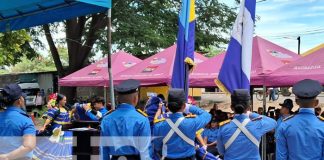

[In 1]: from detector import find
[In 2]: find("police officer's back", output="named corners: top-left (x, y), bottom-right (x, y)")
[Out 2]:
top-left (153, 89), bottom-right (211, 159)
top-left (0, 84), bottom-right (36, 160)
top-left (217, 89), bottom-right (276, 160)
top-left (276, 79), bottom-right (324, 160)
top-left (100, 79), bottom-right (151, 160)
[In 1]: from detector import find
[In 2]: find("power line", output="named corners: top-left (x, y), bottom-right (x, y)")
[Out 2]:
top-left (258, 27), bottom-right (324, 39)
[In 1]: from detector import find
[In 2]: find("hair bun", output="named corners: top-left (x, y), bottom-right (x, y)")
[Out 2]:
top-left (234, 104), bottom-right (245, 114)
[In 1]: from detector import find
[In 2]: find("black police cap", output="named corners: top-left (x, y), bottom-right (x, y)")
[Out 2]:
top-left (231, 89), bottom-right (250, 102)
top-left (115, 79), bottom-right (140, 95)
top-left (279, 99), bottom-right (293, 110)
top-left (3, 83), bottom-right (26, 101)
top-left (292, 79), bottom-right (322, 99)
top-left (168, 88), bottom-right (186, 104)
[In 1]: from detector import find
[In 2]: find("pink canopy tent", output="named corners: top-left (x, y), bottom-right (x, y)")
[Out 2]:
top-left (251, 36), bottom-right (300, 85)
top-left (114, 45), bottom-right (208, 86)
top-left (189, 53), bottom-right (225, 87)
top-left (189, 36), bottom-right (300, 87)
top-left (59, 51), bottom-right (142, 87)
top-left (265, 47), bottom-right (324, 86)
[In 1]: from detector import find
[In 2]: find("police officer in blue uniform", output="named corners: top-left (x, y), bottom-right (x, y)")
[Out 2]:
top-left (275, 99), bottom-right (293, 138)
top-left (217, 89), bottom-right (276, 160)
top-left (153, 88), bottom-right (211, 160)
top-left (83, 97), bottom-right (108, 121)
top-left (276, 79), bottom-right (324, 160)
top-left (0, 84), bottom-right (36, 160)
top-left (100, 79), bottom-right (151, 160)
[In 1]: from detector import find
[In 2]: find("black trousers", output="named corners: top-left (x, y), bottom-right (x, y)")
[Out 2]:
top-left (165, 155), bottom-right (196, 160)
top-left (111, 155), bottom-right (140, 160)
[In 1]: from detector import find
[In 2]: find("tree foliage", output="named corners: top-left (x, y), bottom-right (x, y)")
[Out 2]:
top-left (9, 46), bottom-right (68, 73)
top-left (96, 0), bottom-right (236, 57)
top-left (0, 30), bottom-right (37, 66)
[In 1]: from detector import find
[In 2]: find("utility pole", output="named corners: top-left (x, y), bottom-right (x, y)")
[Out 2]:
top-left (297, 36), bottom-right (301, 55)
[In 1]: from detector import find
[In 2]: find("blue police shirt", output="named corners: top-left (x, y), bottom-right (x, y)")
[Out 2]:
top-left (86, 107), bottom-right (108, 121)
top-left (275, 114), bottom-right (290, 139)
top-left (153, 106), bottom-right (211, 159)
top-left (0, 106), bottom-right (36, 158)
top-left (100, 103), bottom-right (151, 160)
top-left (217, 113), bottom-right (276, 160)
top-left (276, 108), bottom-right (324, 160)
top-left (202, 128), bottom-right (218, 143)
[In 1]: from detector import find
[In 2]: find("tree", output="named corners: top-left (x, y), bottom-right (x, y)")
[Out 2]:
top-left (0, 30), bottom-right (37, 66)
top-left (10, 56), bottom-right (56, 73)
top-left (9, 46), bottom-right (68, 73)
top-left (97, 0), bottom-right (236, 57)
top-left (38, 0), bottom-right (237, 100)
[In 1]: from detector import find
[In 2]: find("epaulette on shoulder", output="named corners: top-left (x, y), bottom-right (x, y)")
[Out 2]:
top-left (196, 128), bottom-right (204, 135)
top-left (102, 109), bottom-right (115, 117)
top-left (251, 116), bottom-right (263, 121)
top-left (283, 114), bottom-right (295, 121)
top-left (219, 119), bottom-right (231, 127)
top-left (185, 114), bottom-right (197, 118)
top-left (107, 109), bottom-right (115, 115)
top-left (318, 116), bottom-right (324, 121)
top-left (154, 118), bottom-right (165, 124)
top-left (137, 109), bottom-right (148, 117)
top-left (20, 112), bottom-right (30, 118)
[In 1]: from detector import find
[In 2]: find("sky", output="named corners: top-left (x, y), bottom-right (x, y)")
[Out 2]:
top-left (223, 0), bottom-right (324, 53)
top-left (38, 0), bottom-right (324, 59)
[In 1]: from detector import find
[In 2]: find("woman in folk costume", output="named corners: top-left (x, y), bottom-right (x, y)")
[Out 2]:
top-left (34, 93), bottom-right (74, 160)
top-left (41, 93), bottom-right (57, 120)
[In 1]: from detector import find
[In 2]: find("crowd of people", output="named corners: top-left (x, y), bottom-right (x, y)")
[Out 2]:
top-left (0, 78), bottom-right (323, 160)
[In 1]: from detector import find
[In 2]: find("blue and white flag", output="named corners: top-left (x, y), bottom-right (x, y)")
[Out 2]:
top-left (216, 0), bottom-right (256, 94)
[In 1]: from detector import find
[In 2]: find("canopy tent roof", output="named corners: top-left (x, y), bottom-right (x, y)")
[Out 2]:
top-left (251, 36), bottom-right (300, 85)
top-left (265, 47), bottom-right (324, 86)
top-left (0, 0), bottom-right (111, 32)
top-left (59, 51), bottom-right (141, 87)
top-left (189, 36), bottom-right (300, 87)
top-left (114, 45), bottom-right (208, 86)
top-left (189, 53), bottom-right (225, 87)
top-left (301, 43), bottom-right (324, 57)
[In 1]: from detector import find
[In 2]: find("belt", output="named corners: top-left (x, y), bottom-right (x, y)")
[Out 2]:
top-left (164, 155), bottom-right (195, 160)
top-left (111, 155), bottom-right (140, 160)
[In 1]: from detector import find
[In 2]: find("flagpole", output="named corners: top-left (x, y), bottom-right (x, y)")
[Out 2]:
top-left (184, 64), bottom-right (189, 101)
top-left (107, 8), bottom-right (116, 110)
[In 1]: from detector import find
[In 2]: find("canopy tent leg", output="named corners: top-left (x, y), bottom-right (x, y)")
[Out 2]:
top-left (107, 8), bottom-right (116, 110)
top-left (262, 85), bottom-right (267, 160)
top-left (250, 86), bottom-right (254, 111)
top-left (104, 86), bottom-right (107, 104)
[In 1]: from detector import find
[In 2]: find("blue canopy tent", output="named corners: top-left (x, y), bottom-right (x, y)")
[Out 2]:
top-left (1, 1), bottom-right (114, 159)
top-left (0, 0), bottom-right (116, 108)
top-left (0, 0), bottom-right (110, 32)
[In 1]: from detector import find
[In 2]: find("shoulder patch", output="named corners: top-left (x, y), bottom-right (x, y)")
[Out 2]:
top-left (185, 114), bottom-right (197, 118)
top-left (318, 116), bottom-right (324, 121)
top-left (219, 119), bottom-right (231, 127)
top-left (137, 109), bottom-right (148, 117)
top-left (154, 118), bottom-right (165, 124)
top-left (251, 116), bottom-right (263, 121)
top-left (283, 115), bottom-right (295, 121)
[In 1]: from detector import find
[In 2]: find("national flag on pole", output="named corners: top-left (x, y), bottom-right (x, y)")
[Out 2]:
top-left (216, 0), bottom-right (256, 94)
top-left (171, 0), bottom-right (196, 99)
